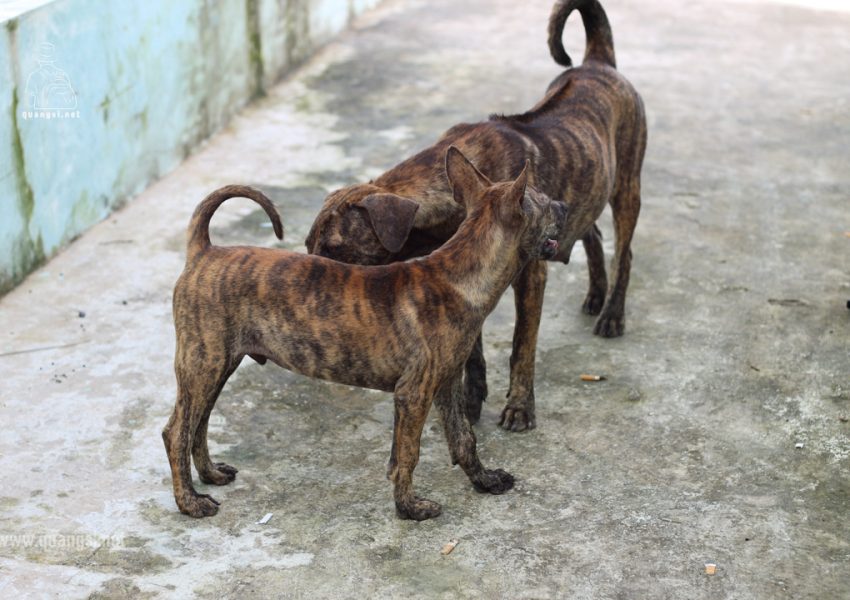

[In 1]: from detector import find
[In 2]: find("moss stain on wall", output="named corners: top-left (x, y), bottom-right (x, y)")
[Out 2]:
top-left (3, 85), bottom-right (45, 295)
top-left (2, 17), bottom-right (44, 294)
top-left (246, 0), bottom-right (265, 100)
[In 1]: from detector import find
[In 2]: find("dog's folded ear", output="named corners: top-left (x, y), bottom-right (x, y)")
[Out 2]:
top-left (356, 194), bottom-right (420, 254)
top-left (445, 146), bottom-right (493, 210)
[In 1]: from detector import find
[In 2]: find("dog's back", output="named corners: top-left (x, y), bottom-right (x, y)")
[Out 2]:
top-left (492, 66), bottom-right (645, 215)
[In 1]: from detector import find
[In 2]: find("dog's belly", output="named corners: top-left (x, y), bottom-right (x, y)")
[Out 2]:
top-left (252, 328), bottom-right (401, 394)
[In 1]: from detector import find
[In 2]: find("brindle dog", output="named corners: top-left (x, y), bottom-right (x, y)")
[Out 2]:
top-left (164, 147), bottom-right (566, 521)
top-left (305, 0), bottom-right (647, 432)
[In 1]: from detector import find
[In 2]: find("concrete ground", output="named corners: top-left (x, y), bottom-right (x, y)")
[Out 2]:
top-left (1, 0), bottom-right (848, 597)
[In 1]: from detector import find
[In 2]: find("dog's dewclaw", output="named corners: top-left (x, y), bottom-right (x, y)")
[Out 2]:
top-left (580, 374), bottom-right (606, 382)
top-left (440, 539), bottom-right (459, 555)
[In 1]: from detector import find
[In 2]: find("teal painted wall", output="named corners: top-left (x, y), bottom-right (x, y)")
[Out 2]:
top-left (0, 0), bottom-right (381, 294)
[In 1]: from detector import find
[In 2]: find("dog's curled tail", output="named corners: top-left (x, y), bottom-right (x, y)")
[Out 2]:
top-left (548, 0), bottom-right (616, 69)
top-left (186, 185), bottom-right (283, 261)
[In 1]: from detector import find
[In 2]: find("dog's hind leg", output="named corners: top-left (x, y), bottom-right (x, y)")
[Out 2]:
top-left (163, 343), bottom-right (239, 517)
top-left (581, 224), bottom-right (608, 316)
top-left (594, 95), bottom-right (647, 337)
top-left (594, 178), bottom-right (641, 337)
top-left (436, 376), bottom-right (514, 494)
top-left (192, 361), bottom-right (241, 486)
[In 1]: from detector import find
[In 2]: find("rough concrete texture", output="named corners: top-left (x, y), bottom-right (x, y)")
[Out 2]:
top-left (0, 0), bottom-right (848, 597)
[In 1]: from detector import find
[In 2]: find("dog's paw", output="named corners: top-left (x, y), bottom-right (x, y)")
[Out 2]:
top-left (178, 492), bottom-right (220, 518)
top-left (594, 313), bottom-right (625, 337)
top-left (471, 468), bottom-right (515, 495)
top-left (396, 496), bottom-right (442, 521)
top-left (499, 405), bottom-right (536, 432)
top-left (582, 290), bottom-right (605, 316)
top-left (199, 462), bottom-right (238, 486)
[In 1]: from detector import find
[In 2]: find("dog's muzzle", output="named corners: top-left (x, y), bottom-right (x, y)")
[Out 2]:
top-left (540, 238), bottom-right (560, 260)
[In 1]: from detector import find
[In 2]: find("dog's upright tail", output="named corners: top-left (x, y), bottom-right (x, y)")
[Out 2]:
top-left (548, 0), bottom-right (616, 69)
top-left (186, 185), bottom-right (283, 262)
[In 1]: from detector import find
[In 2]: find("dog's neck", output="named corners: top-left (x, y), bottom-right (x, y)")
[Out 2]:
top-left (423, 208), bottom-right (526, 315)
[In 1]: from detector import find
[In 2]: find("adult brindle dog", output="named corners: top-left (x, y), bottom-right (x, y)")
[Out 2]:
top-left (164, 147), bottom-right (565, 520)
top-left (306, 0), bottom-right (647, 431)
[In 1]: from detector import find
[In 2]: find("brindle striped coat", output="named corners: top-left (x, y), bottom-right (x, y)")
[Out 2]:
top-left (164, 148), bottom-right (566, 520)
top-left (306, 0), bottom-right (647, 431)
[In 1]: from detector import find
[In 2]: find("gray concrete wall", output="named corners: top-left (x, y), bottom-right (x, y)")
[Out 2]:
top-left (0, 0), bottom-right (380, 295)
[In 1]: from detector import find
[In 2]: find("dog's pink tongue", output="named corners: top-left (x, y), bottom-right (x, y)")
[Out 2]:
top-left (545, 239), bottom-right (559, 253)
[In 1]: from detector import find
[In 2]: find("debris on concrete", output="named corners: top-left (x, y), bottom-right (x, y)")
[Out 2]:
top-left (440, 540), bottom-right (459, 556)
top-left (705, 563), bottom-right (717, 575)
top-left (580, 374), bottom-right (606, 382)
top-left (256, 513), bottom-right (273, 525)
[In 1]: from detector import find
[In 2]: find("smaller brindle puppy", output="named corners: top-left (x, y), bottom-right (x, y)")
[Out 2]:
top-left (163, 147), bottom-right (566, 521)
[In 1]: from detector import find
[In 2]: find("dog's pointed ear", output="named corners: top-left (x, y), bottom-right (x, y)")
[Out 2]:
top-left (356, 194), bottom-right (420, 253)
top-left (445, 146), bottom-right (492, 209)
top-left (507, 160), bottom-right (530, 211)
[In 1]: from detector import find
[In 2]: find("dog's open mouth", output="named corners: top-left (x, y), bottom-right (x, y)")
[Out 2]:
top-left (540, 238), bottom-right (559, 259)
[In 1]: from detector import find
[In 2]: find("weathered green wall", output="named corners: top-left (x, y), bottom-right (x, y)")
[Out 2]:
top-left (0, 0), bottom-right (380, 295)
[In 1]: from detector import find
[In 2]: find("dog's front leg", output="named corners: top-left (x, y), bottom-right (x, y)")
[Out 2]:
top-left (388, 384), bottom-right (441, 521)
top-left (499, 259), bottom-right (547, 432)
top-left (437, 376), bottom-right (514, 494)
top-left (462, 334), bottom-right (487, 424)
